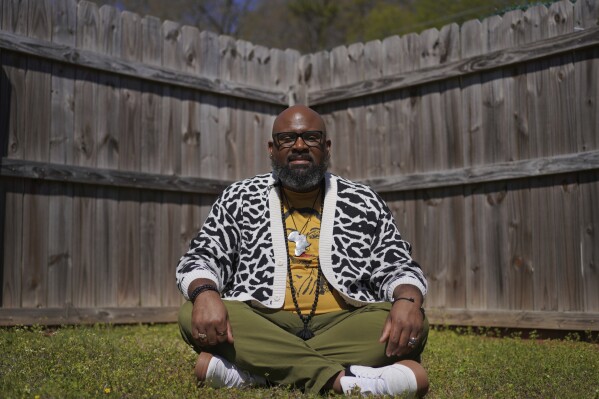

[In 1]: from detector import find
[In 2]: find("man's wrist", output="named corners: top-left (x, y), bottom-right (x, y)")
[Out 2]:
top-left (190, 284), bottom-right (219, 303)
top-left (392, 284), bottom-right (424, 307)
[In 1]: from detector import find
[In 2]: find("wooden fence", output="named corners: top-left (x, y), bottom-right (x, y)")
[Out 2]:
top-left (1, 0), bottom-right (598, 330)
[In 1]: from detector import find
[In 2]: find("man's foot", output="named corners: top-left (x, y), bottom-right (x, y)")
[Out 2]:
top-left (195, 353), bottom-right (266, 388)
top-left (340, 364), bottom-right (418, 397)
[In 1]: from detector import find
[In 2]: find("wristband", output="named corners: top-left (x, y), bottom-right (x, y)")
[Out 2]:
top-left (190, 284), bottom-right (219, 303)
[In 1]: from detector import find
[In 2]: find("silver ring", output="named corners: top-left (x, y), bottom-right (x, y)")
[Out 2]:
top-left (408, 337), bottom-right (418, 346)
top-left (197, 333), bottom-right (207, 340)
top-left (216, 331), bottom-right (227, 336)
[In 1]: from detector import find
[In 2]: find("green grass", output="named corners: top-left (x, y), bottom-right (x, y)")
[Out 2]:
top-left (1, 324), bottom-right (598, 398)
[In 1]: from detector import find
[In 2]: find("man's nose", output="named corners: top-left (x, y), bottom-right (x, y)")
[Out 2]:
top-left (291, 136), bottom-right (309, 151)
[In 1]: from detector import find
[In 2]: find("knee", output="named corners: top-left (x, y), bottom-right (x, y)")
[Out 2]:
top-left (398, 360), bottom-right (429, 397)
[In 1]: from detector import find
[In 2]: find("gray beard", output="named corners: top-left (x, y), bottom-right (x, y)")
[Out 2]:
top-left (271, 157), bottom-right (328, 192)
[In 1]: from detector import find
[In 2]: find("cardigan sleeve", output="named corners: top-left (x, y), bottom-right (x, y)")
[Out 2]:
top-left (175, 195), bottom-right (241, 300)
top-left (368, 197), bottom-right (428, 301)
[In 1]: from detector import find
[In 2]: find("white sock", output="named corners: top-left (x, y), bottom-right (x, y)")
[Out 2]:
top-left (340, 364), bottom-right (418, 397)
top-left (205, 355), bottom-right (266, 388)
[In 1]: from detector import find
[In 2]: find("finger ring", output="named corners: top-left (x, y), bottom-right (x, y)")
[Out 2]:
top-left (408, 337), bottom-right (418, 346)
top-left (216, 331), bottom-right (227, 336)
top-left (197, 333), bottom-right (207, 340)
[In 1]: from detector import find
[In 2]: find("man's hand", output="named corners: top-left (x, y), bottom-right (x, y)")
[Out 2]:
top-left (189, 280), bottom-right (234, 347)
top-left (379, 285), bottom-right (424, 357)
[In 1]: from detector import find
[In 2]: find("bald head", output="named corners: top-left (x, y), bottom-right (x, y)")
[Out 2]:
top-left (268, 105), bottom-right (331, 191)
top-left (272, 105), bottom-right (326, 135)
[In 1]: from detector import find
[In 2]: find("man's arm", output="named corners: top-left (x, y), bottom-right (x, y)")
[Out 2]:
top-left (379, 284), bottom-right (425, 357)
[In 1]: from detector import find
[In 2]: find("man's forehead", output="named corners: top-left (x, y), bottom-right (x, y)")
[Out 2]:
top-left (273, 106), bottom-right (325, 132)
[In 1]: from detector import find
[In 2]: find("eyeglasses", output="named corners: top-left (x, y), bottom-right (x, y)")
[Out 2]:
top-left (272, 131), bottom-right (324, 148)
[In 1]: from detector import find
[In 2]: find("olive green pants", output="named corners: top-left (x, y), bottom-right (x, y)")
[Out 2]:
top-left (178, 300), bottom-right (428, 394)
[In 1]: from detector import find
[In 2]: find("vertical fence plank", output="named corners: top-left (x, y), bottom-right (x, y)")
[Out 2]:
top-left (547, 1), bottom-right (583, 312)
top-left (117, 10), bottom-right (142, 307)
top-left (363, 40), bottom-right (383, 179)
top-left (47, 0), bottom-right (76, 308)
top-left (233, 39), bottom-right (252, 177)
top-left (140, 15), bottom-right (163, 307)
top-left (161, 20), bottom-right (184, 306)
top-left (345, 42), bottom-right (364, 180)
top-left (179, 25), bottom-right (203, 271)
top-left (330, 45), bottom-right (350, 176)
top-left (218, 35), bottom-right (237, 180)
top-left (94, 4), bottom-right (121, 307)
top-left (574, 0), bottom-right (599, 313)
top-left (416, 27), bottom-right (447, 308)
top-left (580, 172), bottom-right (599, 312)
top-left (503, 9), bottom-right (535, 311)
top-left (71, 0), bottom-right (99, 308)
top-left (381, 35), bottom-right (400, 179)
top-left (21, 0), bottom-right (52, 308)
top-left (525, 4), bottom-right (559, 311)
top-left (574, 0), bottom-right (599, 154)
top-left (460, 19), bottom-right (486, 310)
top-left (1, 0), bottom-right (29, 308)
top-left (250, 44), bottom-right (271, 175)
top-left (198, 31), bottom-right (221, 180)
top-left (481, 15), bottom-right (511, 310)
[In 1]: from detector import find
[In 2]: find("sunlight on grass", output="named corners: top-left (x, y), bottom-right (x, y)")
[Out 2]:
top-left (0, 324), bottom-right (598, 398)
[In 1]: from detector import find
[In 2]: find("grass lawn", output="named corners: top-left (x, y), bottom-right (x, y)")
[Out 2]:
top-left (1, 323), bottom-right (598, 398)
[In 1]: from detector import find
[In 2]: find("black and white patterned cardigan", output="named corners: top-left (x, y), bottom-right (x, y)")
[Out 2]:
top-left (176, 172), bottom-right (427, 308)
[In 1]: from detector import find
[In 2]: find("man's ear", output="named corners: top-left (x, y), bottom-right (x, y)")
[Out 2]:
top-left (268, 141), bottom-right (274, 156)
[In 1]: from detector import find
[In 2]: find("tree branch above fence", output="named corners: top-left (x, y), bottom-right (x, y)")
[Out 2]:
top-left (0, 30), bottom-right (288, 106)
top-left (308, 26), bottom-right (599, 106)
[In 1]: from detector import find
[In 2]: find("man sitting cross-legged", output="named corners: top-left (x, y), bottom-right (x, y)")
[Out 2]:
top-left (177, 105), bottom-right (430, 397)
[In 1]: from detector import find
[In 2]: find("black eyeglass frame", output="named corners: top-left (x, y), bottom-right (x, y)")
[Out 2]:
top-left (271, 130), bottom-right (325, 148)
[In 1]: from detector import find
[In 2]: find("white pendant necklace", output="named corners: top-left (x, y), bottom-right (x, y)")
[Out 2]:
top-left (282, 184), bottom-right (323, 257)
top-left (288, 231), bottom-right (310, 256)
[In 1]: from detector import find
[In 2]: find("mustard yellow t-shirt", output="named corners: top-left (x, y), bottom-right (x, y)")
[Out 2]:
top-left (281, 187), bottom-right (347, 314)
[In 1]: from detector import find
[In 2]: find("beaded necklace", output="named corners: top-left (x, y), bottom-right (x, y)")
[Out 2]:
top-left (279, 180), bottom-right (325, 340)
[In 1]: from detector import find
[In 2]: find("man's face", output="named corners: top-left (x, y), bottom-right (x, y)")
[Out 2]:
top-left (268, 107), bottom-right (331, 191)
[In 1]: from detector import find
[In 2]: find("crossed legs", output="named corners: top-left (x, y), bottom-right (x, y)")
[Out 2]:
top-left (178, 300), bottom-right (429, 395)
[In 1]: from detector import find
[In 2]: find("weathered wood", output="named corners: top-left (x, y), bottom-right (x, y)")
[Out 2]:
top-left (426, 308), bottom-right (599, 331)
top-left (0, 30), bottom-right (288, 105)
top-left (71, 0), bottom-right (99, 308)
top-left (47, 0), bottom-right (76, 308)
top-left (503, 8), bottom-right (535, 311)
top-left (360, 150), bottom-right (599, 192)
top-left (0, 178), bottom-right (22, 308)
top-left (526, 5), bottom-right (559, 312)
top-left (140, 14), bottom-right (163, 307)
top-left (94, 4), bottom-right (121, 308)
top-left (1, 0), bottom-right (29, 309)
top-left (308, 25), bottom-right (599, 105)
top-left (2, 0), bottom-right (599, 328)
top-left (579, 172), bottom-right (599, 312)
top-left (0, 306), bottom-right (181, 326)
top-left (0, 158), bottom-right (231, 193)
top-left (461, 19), bottom-right (486, 310)
top-left (548, 1), bottom-right (584, 312)
top-left (21, 0), bottom-right (52, 308)
top-left (178, 25), bottom-right (207, 268)
top-left (116, 11), bottom-right (142, 308)
top-left (160, 19), bottom-right (184, 307)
